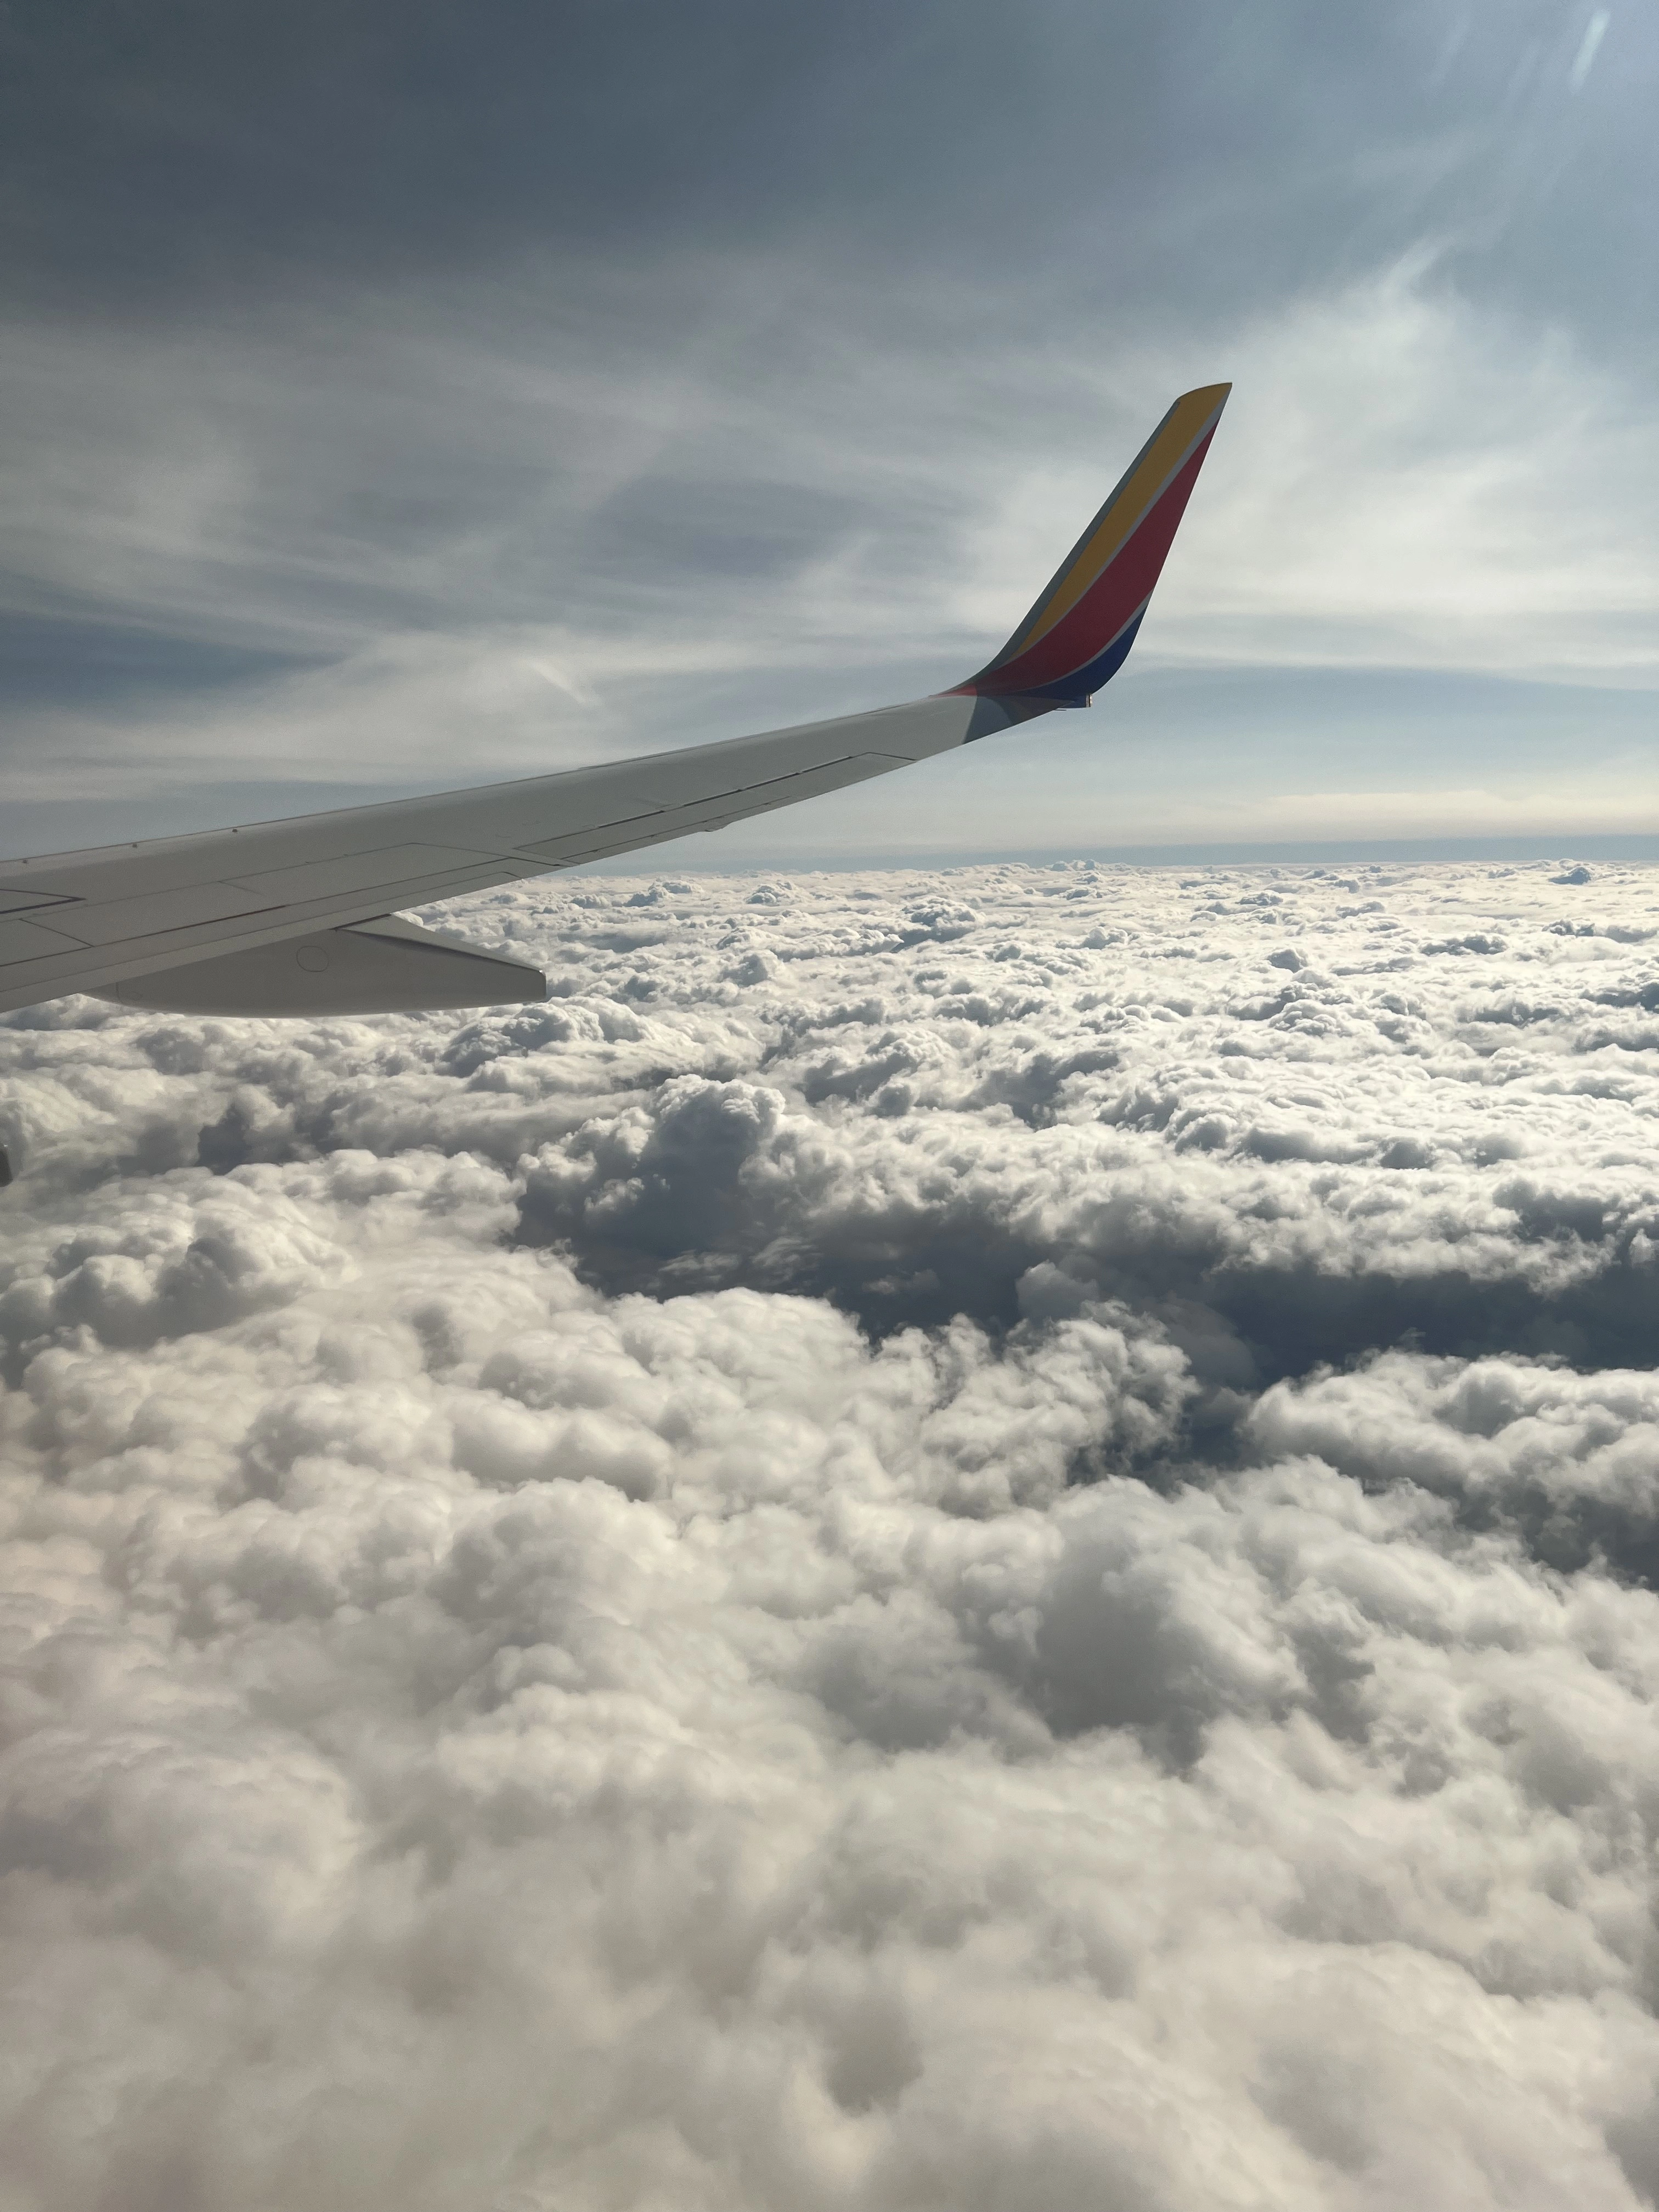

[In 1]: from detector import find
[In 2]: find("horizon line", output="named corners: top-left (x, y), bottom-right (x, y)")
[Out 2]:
top-left (579, 831), bottom-right (1659, 875)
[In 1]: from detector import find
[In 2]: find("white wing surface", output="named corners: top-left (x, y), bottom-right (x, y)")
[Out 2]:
top-left (0, 383), bottom-right (1228, 1018)
top-left (0, 695), bottom-right (997, 1014)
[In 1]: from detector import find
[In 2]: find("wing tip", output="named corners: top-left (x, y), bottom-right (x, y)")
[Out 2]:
top-left (961, 379), bottom-right (1231, 707)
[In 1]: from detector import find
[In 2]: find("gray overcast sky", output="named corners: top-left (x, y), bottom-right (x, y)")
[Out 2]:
top-left (1, 0), bottom-right (1655, 856)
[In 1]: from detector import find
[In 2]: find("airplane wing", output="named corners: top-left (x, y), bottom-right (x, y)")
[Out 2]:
top-left (0, 383), bottom-right (1229, 1019)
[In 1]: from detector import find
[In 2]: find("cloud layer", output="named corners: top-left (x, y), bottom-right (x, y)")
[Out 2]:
top-left (5, 858), bottom-right (1659, 2208)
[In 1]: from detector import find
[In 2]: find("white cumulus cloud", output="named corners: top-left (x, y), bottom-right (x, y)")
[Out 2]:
top-left (5, 857), bottom-right (1659, 2209)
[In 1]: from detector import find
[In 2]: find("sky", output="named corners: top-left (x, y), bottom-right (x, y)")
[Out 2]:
top-left (1, 0), bottom-right (1656, 859)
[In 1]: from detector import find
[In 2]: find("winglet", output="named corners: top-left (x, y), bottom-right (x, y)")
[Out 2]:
top-left (957, 382), bottom-right (1229, 707)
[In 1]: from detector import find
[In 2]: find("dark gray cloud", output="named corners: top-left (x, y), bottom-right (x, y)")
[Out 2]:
top-left (7, 0), bottom-right (1652, 346)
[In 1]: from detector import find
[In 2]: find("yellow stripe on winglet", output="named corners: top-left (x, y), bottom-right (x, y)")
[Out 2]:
top-left (1013, 383), bottom-right (1231, 654)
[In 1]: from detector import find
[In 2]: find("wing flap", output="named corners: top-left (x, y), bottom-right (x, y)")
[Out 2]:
top-left (517, 810), bottom-right (675, 864)
top-left (221, 842), bottom-right (498, 905)
top-left (40, 881), bottom-right (284, 947)
top-left (92, 913), bottom-right (546, 1017)
top-left (0, 915), bottom-right (87, 961)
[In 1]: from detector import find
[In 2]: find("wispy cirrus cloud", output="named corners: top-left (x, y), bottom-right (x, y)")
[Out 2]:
top-left (2, 253), bottom-right (1655, 856)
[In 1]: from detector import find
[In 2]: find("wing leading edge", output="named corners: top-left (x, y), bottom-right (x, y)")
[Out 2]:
top-left (0, 384), bottom-right (1228, 1018)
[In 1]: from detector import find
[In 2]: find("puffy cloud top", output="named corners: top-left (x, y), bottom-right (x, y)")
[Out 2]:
top-left (4, 857), bottom-right (1659, 2209)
